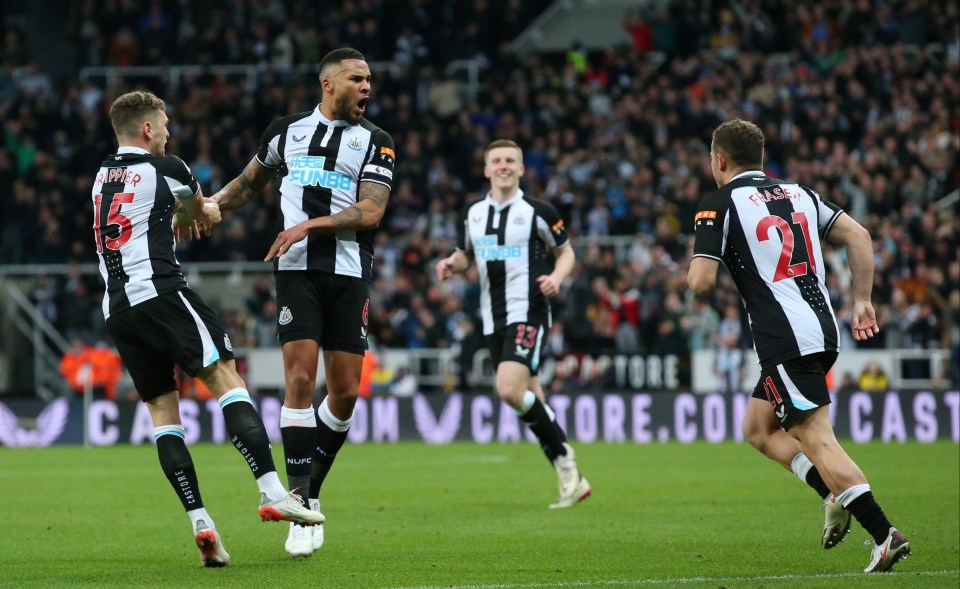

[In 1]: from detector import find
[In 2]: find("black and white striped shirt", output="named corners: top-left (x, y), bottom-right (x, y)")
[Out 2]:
top-left (457, 190), bottom-right (569, 335)
top-left (256, 106), bottom-right (395, 282)
top-left (692, 171), bottom-right (843, 366)
top-left (92, 147), bottom-right (198, 319)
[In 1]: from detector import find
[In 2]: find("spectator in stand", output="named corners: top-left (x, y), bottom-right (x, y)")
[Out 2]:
top-left (58, 337), bottom-right (123, 399)
top-left (685, 296), bottom-right (720, 351)
top-left (714, 332), bottom-right (744, 395)
top-left (60, 338), bottom-right (94, 395)
top-left (858, 361), bottom-right (888, 393)
top-left (588, 276), bottom-right (618, 352)
top-left (252, 299), bottom-right (279, 348)
top-left (613, 271), bottom-right (641, 353)
top-left (836, 372), bottom-right (858, 395)
top-left (623, 8), bottom-right (653, 54)
top-left (717, 303), bottom-right (744, 349)
top-left (86, 341), bottom-right (122, 400)
top-left (657, 291), bottom-right (689, 358)
top-left (358, 347), bottom-right (379, 398)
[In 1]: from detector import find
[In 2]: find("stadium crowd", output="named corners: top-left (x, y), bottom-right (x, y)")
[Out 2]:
top-left (1, 0), bottom-right (957, 388)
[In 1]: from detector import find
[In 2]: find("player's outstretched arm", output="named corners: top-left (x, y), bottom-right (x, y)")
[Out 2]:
top-left (826, 213), bottom-right (879, 341)
top-left (211, 158), bottom-right (276, 211)
top-left (435, 251), bottom-right (472, 281)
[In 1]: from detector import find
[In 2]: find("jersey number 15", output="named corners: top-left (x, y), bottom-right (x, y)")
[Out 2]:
top-left (93, 192), bottom-right (134, 253)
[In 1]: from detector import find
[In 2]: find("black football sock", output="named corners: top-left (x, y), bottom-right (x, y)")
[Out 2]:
top-left (517, 391), bottom-right (566, 463)
top-left (806, 468), bottom-right (831, 499)
top-left (544, 401), bottom-right (568, 443)
top-left (155, 425), bottom-right (203, 511)
top-left (840, 485), bottom-right (894, 543)
top-left (309, 397), bottom-right (352, 500)
top-left (220, 389), bottom-right (277, 478)
top-left (280, 405), bottom-right (317, 504)
top-left (791, 452), bottom-right (830, 499)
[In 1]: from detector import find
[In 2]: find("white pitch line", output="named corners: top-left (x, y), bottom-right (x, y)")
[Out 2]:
top-left (382, 569), bottom-right (960, 589)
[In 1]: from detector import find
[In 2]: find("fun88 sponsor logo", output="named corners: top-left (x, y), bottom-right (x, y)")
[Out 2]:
top-left (473, 235), bottom-right (522, 260)
top-left (288, 155), bottom-right (353, 190)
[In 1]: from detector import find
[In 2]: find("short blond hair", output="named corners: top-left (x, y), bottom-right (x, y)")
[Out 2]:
top-left (109, 91), bottom-right (165, 139)
top-left (484, 139), bottom-right (523, 163)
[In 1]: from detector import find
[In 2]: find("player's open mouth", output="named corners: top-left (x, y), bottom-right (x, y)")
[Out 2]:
top-left (357, 98), bottom-right (368, 113)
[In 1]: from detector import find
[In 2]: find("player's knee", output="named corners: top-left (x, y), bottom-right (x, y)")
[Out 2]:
top-left (326, 385), bottom-right (359, 404)
top-left (742, 421), bottom-right (768, 452)
top-left (495, 386), bottom-right (524, 408)
top-left (198, 360), bottom-right (245, 393)
top-left (323, 388), bottom-right (359, 421)
top-left (285, 370), bottom-right (316, 398)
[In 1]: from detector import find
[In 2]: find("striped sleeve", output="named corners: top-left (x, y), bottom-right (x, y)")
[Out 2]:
top-left (802, 187), bottom-right (844, 238)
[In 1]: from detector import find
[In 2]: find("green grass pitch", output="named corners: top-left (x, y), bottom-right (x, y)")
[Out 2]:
top-left (1, 441), bottom-right (957, 588)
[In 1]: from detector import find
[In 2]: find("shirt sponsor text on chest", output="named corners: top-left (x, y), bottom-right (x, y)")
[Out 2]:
top-left (288, 155), bottom-right (352, 189)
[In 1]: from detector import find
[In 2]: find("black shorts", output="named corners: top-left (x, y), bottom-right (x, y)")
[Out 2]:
top-left (275, 270), bottom-right (369, 355)
top-left (752, 351), bottom-right (838, 429)
top-left (487, 317), bottom-right (548, 376)
top-left (106, 289), bottom-right (234, 402)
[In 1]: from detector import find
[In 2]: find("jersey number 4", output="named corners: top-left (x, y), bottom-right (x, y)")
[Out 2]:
top-left (757, 212), bottom-right (816, 282)
top-left (93, 192), bottom-right (134, 253)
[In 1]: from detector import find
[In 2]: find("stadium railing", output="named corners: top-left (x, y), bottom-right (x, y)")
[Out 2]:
top-left (1, 281), bottom-right (71, 400)
top-left (77, 59), bottom-right (486, 103)
top-left (79, 62), bottom-right (400, 91)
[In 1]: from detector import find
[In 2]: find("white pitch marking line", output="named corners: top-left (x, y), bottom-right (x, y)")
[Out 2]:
top-left (383, 569), bottom-right (960, 589)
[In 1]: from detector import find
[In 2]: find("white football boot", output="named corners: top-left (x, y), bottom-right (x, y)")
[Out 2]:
top-left (194, 520), bottom-right (230, 567)
top-left (864, 527), bottom-right (911, 573)
top-left (259, 492), bottom-right (326, 526)
top-left (821, 493), bottom-right (852, 549)
top-left (284, 498), bottom-right (325, 558)
top-left (549, 443), bottom-right (592, 509)
top-left (310, 498), bottom-right (325, 551)
top-left (285, 523), bottom-right (314, 558)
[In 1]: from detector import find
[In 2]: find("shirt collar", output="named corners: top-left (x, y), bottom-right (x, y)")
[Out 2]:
top-left (117, 146), bottom-right (150, 155)
top-left (731, 170), bottom-right (765, 181)
top-left (485, 188), bottom-right (524, 210)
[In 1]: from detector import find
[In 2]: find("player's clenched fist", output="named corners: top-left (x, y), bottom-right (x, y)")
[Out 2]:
top-left (435, 257), bottom-right (455, 281)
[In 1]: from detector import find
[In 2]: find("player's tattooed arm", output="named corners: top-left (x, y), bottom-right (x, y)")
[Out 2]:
top-left (264, 182), bottom-right (391, 261)
top-left (211, 158), bottom-right (276, 211)
top-left (328, 182), bottom-right (391, 230)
